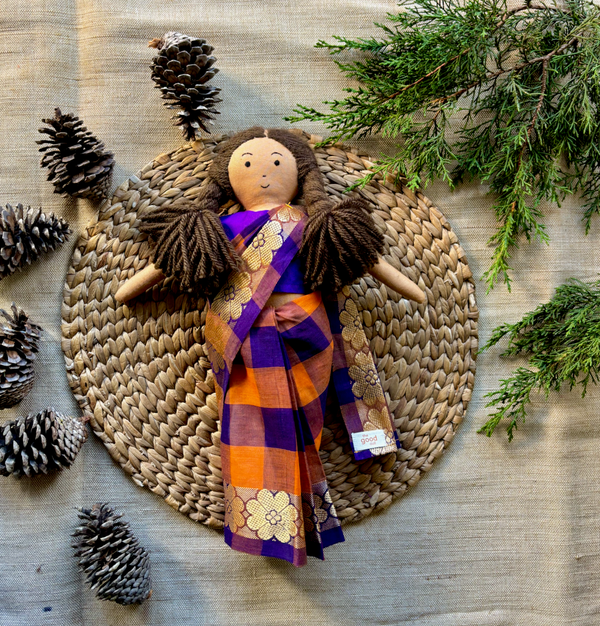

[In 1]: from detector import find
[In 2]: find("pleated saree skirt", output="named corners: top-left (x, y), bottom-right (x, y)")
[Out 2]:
top-left (220, 291), bottom-right (345, 566)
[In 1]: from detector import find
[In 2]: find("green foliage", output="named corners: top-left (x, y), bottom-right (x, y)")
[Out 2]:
top-left (480, 279), bottom-right (600, 440)
top-left (287, 0), bottom-right (600, 291)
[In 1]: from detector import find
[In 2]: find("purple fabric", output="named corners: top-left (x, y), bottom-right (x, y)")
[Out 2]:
top-left (206, 205), bottom-right (399, 565)
top-left (220, 210), bottom-right (308, 293)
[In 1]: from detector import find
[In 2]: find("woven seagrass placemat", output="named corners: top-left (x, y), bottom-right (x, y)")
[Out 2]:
top-left (61, 130), bottom-right (478, 528)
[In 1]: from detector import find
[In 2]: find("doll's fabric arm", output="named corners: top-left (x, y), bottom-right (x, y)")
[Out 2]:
top-left (300, 194), bottom-right (425, 303)
top-left (369, 259), bottom-right (426, 303)
top-left (115, 263), bottom-right (165, 302)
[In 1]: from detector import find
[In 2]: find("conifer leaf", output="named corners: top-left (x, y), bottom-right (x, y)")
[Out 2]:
top-left (480, 278), bottom-right (600, 439)
top-left (288, 0), bottom-right (600, 291)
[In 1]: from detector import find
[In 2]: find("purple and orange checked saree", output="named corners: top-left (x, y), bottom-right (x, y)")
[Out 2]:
top-left (205, 204), bottom-right (400, 566)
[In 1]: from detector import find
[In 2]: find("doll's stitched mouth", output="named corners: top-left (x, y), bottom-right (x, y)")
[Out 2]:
top-left (261, 184), bottom-right (270, 188)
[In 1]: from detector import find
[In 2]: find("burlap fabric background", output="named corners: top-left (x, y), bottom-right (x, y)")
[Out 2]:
top-left (1, 1), bottom-right (599, 624)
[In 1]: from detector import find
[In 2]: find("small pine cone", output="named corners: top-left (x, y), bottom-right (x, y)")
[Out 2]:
top-left (149, 32), bottom-right (221, 141)
top-left (37, 108), bottom-right (115, 201)
top-left (0, 407), bottom-right (87, 477)
top-left (73, 503), bottom-right (152, 605)
top-left (0, 303), bottom-right (42, 409)
top-left (0, 203), bottom-right (71, 280)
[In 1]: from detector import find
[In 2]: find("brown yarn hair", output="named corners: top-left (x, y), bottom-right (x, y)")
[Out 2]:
top-left (140, 127), bottom-right (383, 294)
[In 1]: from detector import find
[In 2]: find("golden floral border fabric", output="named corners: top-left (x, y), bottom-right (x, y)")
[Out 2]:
top-left (337, 287), bottom-right (398, 456)
top-left (211, 205), bottom-right (301, 324)
top-left (224, 482), bottom-right (340, 549)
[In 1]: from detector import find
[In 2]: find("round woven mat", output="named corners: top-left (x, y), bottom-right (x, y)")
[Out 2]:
top-left (61, 130), bottom-right (478, 528)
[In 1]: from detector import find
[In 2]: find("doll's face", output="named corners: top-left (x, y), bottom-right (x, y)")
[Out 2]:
top-left (228, 137), bottom-right (298, 211)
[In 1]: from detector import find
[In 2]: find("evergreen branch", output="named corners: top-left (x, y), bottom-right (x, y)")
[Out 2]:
top-left (288, 0), bottom-right (600, 290)
top-left (428, 37), bottom-right (576, 111)
top-left (582, 175), bottom-right (600, 233)
top-left (380, 48), bottom-right (472, 104)
top-left (519, 57), bottom-right (550, 161)
top-left (480, 278), bottom-right (600, 439)
top-left (481, 367), bottom-right (542, 441)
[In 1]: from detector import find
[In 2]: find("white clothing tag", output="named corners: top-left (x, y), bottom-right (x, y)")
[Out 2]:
top-left (352, 429), bottom-right (387, 452)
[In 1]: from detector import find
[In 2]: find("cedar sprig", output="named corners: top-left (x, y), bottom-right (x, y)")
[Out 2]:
top-left (287, 0), bottom-right (600, 292)
top-left (480, 278), bottom-right (600, 440)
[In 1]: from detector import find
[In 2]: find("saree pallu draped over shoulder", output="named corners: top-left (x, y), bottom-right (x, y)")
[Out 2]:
top-left (204, 204), bottom-right (400, 566)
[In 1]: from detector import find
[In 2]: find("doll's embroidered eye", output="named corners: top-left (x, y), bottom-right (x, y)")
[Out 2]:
top-left (274, 160), bottom-right (280, 166)
top-left (245, 161), bottom-right (251, 168)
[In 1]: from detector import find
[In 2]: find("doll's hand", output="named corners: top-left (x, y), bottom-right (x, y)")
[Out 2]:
top-left (115, 263), bottom-right (165, 302)
top-left (369, 259), bottom-right (425, 303)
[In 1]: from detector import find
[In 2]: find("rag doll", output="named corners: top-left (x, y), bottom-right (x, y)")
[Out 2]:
top-left (115, 127), bottom-right (425, 566)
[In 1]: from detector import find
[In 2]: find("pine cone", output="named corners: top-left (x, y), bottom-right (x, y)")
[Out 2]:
top-left (73, 503), bottom-right (152, 605)
top-left (37, 108), bottom-right (115, 201)
top-left (0, 203), bottom-right (71, 280)
top-left (149, 32), bottom-right (221, 141)
top-left (0, 407), bottom-right (86, 477)
top-left (0, 303), bottom-right (42, 408)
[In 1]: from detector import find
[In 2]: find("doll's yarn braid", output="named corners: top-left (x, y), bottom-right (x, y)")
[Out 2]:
top-left (300, 194), bottom-right (383, 292)
top-left (139, 199), bottom-right (242, 295)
